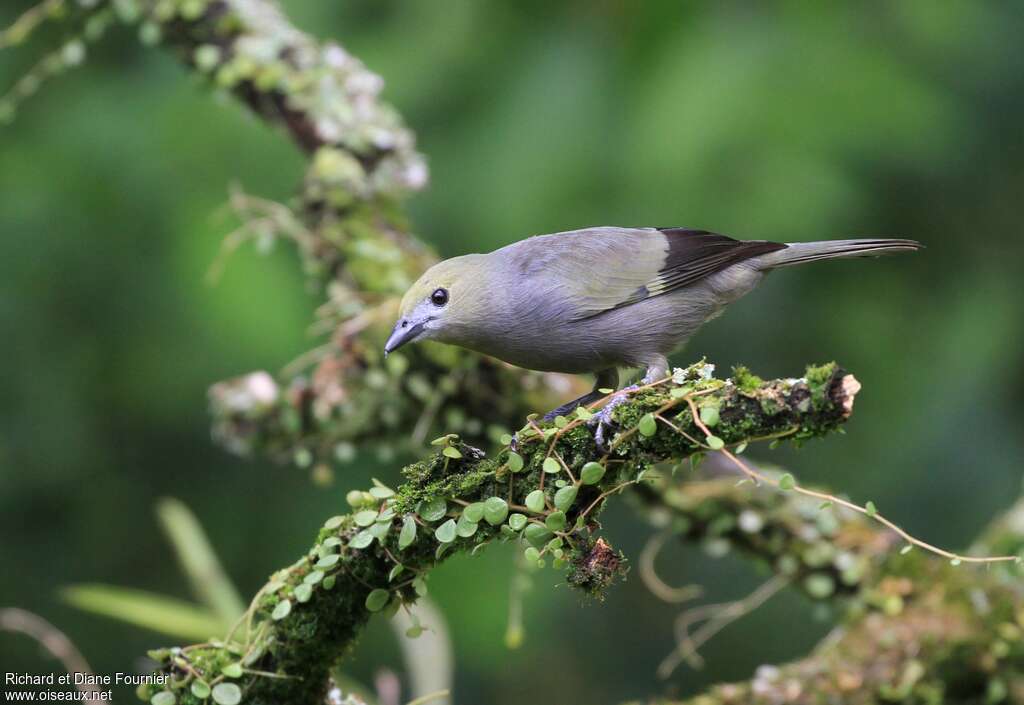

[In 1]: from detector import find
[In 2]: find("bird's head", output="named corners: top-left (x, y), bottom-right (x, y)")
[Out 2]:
top-left (384, 254), bottom-right (489, 356)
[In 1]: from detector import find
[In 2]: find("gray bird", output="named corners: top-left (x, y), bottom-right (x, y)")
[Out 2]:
top-left (385, 227), bottom-right (920, 420)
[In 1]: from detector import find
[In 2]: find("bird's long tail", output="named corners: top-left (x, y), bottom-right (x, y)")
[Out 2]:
top-left (759, 238), bottom-right (922, 269)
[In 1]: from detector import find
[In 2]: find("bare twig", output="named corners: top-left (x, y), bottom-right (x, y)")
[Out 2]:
top-left (0, 608), bottom-right (106, 701)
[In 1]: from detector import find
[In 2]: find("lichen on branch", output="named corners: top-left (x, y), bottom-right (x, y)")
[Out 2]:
top-left (651, 548), bottom-right (1024, 705)
top-left (141, 362), bottom-right (858, 705)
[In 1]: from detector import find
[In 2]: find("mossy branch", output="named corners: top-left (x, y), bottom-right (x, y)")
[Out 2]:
top-left (0, 0), bottom-right (559, 463)
top-left (628, 455), bottom-right (1024, 704)
top-left (644, 552), bottom-right (1024, 705)
top-left (140, 363), bottom-right (858, 705)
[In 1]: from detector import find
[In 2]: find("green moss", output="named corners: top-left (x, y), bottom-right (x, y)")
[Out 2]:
top-left (805, 360), bottom-right (838, 390)
top-left (731, 365), bottom-right (763, 394)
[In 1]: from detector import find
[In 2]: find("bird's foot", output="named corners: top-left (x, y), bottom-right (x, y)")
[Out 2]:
top-left (588, 384), bottom-right (638, 452)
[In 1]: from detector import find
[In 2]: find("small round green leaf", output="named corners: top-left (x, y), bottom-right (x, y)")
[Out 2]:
top-left (507, 451), bottom-right (524, 473)
top-left (525, 490), bottom-right (546, 512)
top-left (317, 553), bottom-right (341, 568)
top-left (778, 473), bottom-right (795, 491)
top-left (524, 489), bottom-right (548, 512)
top-left (442, 446), bottom-right (462, 459)
top-left (354, 510), bottom-right (378, 527)
top-left (483, 497), bottom-right (509, 525)
top-left (545, 511), bottom-right (567, 532)
top-left (369, 485), bottom-right (395, 499)
top-left (348, 531), bottom-right (374, 550)
top-left (324, 515), bottom-right (344, 529)
top-left (524, 547), bottom-right (540, 562)
top-left (699, 405), bottom-right (720, 427)
top-left (456, 515), bottom-right (479, 538)
top-left (706, 435), bottom-right (725, 450)
top-left (211, 683), bottom-right (241, 705)
top-left (524, 523), bottom-right (553, 547)
top-left (398, 516), bottom-right (417, 550)
top-left (434, 518), bottom-right (457, 543)
top-left (542, 457), bottom-right (561, 474)
top-left (508, 513), bottom-right (528, 531)
top-left (271, 599), bottom-right (291, 621)
top-left (553, 485), bottom-right (577, 511)
top-left (221, 662), bottom-right (243, 678)
top-left (388, 564), bottom-right (405, 582)
top-left (365, 588), bottom-right (390, 612)
top-left (190, 681), bottom-right (211, 699)
top-left (151, 692), bottom-right (176, 705)
top-left (369, 521), bottom-right (391, 540)
top-left (865, 501), bottom-right (878, 517)
top-left (463, 502), bottom-right (485, 523)
top-left (294, 583), bottom-right (313, 603)
top-left (580, 462), bottom-right (605, 485)
top-left (418, 497), bottom-right (448, 522)
top-left (638, 413), bottom-right (657, 437)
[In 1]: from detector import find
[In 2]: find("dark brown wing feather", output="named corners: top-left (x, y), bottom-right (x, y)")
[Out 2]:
top-left (634, 228), bottom-right (788, 300)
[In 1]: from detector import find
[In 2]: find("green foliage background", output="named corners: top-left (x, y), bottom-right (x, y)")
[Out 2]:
top-left (2, 1), bottom-right (1024, 702)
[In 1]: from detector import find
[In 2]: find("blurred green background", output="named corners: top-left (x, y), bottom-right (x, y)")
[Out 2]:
top-left (2, 1), bottom-right (1024, 703)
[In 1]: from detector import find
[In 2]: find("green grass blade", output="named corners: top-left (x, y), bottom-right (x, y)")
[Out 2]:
top-left (61, 584), bottom-right (223, 641)
top-left (156, 497), bottom-right (245, 623)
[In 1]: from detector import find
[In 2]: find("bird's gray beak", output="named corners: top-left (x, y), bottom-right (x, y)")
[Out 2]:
top-left (384, 318), bottom-right (426, 356)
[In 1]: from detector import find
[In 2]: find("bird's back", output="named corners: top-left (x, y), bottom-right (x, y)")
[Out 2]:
top-left (481, 227), bottom-right (763, 373)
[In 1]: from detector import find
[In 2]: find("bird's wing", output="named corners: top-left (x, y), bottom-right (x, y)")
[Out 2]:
top-left (506, 227), bottom-right (787, 321)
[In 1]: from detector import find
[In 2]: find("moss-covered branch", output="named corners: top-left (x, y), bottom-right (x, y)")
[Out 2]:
top-left (140, 363), bottom-right (857, 705)
top-left (631, 471), bottom-right (889, 604)
top-left (628, 464), bottom-right (1024, 704)
top-left (147, 0), bottom-right (564, 461)
top-left (643, 554), bottom-right (1024, 704)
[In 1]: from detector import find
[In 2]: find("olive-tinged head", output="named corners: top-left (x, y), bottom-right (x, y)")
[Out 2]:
top-left (384, 255), bottom-right (485, 355)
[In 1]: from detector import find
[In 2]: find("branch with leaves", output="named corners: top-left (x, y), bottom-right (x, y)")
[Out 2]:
top-left (626, 453), bottom-right (1024, 703)
top-left (2, 0), bottom-right (559, 467)
top-left (139, 362), bottom-right (858, 705)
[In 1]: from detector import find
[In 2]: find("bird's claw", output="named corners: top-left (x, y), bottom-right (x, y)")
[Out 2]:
top-left (587, 385), bottom-right (637, 453)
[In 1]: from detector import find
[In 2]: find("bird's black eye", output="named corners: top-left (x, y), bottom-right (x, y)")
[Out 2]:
top-left (430, 288), bottom-right (449, 307)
